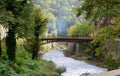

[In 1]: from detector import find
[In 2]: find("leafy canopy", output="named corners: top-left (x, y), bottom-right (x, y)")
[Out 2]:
top-left (77, 0), bottom-right (120, 22)
top-left (92, 25), bottom-right (120, 57)
top-left (67, 22), bottom-right (95, 36)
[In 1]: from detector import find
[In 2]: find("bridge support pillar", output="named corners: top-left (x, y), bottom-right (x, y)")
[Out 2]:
top-left (67, 42), bottom-right (79, 55)
top-left (75, 43), bottom-right (80, 55)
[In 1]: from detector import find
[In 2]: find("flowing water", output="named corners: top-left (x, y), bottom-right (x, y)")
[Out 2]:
top-left (42, 50), bottom-right (107, 76)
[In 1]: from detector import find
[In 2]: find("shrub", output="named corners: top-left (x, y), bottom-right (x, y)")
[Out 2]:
top-left (0, 46), bottom-right (60, 76)
top-left (105, 57), bottom-right (120, 70)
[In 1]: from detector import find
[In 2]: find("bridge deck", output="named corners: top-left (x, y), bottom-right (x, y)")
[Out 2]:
top-left (41, 36), bottom-right (93, 41)
top-left (40, 36), bottom-right (92, 44)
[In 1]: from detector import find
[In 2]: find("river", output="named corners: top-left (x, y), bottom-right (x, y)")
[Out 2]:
top-left (42, 50), bottom-right (107, 76)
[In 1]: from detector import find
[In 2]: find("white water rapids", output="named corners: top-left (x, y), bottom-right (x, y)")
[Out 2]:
top-left (42, 50), bottom-right (107, 76)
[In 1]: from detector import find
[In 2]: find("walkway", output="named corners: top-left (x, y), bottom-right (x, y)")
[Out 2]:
top-left (88, 69), bottom-right (120, 76)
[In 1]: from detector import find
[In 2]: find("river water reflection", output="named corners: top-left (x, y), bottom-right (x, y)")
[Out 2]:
top-left (42, 50), bottom-right (107, 76)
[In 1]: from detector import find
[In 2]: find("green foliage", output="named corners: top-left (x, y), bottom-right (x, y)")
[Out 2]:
top-left (67, 22), bottom-right (95, 36)
top-left (67, 22), bottom-right (94, 55)
top-left (0, 0), bottom-right (34, 61)
top-left (92, 25), bottom-right (119, 58)
top-left (22, 6), bottom-right (48, 59)
top-left (0, 46), bottom-right (60, 76)
top-left (51, 72), bottom-right (60, 76)
top-left (0, 0), bottom-right (33, 28)
top-left (35, 0), bottom-right (81, 36)
top-left (0, 60), bottom-right (17, 76)
top-left (105, 56), bottom-right (120, 70)
top-left (32, 7), bottom-right (48, 37)
top-left (24, 6), bottom-right (48, 40)
top-left (32, 7), bottom-right (47, 59)
top-left (77, 0), bottom-right (120, 21)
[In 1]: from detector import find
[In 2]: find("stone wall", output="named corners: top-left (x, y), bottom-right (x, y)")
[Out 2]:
top-left (105, 39), bottom-right (120, 58)
top-left (113, 39), bottom-right (120, 58)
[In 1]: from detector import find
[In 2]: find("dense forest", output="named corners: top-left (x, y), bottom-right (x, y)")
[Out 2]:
top-left (35, 0), bottom-right (82, 36)
top-left (0, 0), bottom-right (120, 76)
top-left (0, 0), bottom-right (60, 76)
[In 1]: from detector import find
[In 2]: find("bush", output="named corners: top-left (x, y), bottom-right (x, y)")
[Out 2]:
top-left (0, 60), bottom-right (17, 76)
top-left (0, 46), bottom-right (60, 76)
top-left (105, 57), bottom-right (120, 70)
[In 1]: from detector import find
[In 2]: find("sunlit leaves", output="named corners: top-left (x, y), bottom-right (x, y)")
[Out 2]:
top-left (32, 7), bottom-right (48, 36)
top-left (92, 25), bottom-right (119, 57)
top-left (77, 0), bottom-right (120, 22)
top-left (35, 0), bottom-right (81, 36)
top-left (67, 22), bottom-right (95, 36)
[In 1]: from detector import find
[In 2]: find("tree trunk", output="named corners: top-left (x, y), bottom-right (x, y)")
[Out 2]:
top-left (32, 26), bottom-right (39, 59)
top-left (6, 27), bottom-right (16, 61)
top-left (0, 33), bottom-right (2, 57)
top-left (32, 37), bottom-right (39, 59)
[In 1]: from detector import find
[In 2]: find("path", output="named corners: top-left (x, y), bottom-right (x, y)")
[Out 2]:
top-left (88, 69), bottom-right (120, 76)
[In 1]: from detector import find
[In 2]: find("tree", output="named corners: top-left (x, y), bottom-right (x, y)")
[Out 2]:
top-left (67, 22), bottom-right (95, 36)
top-left (35, 0), bottom-right (81, 36)
top-left (77, 0), bottom-right (120, 27)
top-left (31, 7), bottom-right (47, 59)
top-left (0, 0), bottom-right (33, 61)
top-left (76, 0), bottom-right (120, 61)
